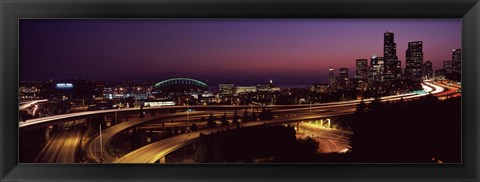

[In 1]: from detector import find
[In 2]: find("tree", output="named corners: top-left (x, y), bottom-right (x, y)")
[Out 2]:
top-left (220, 113), bottom-right (229, 126)
top-left (251, 112), bottom-right (257, 121)
top-left (259, 108), bottom-right (267, 120)
top-left (207, 113), bottom-right (217, 128)
top-left (232, 110), bottom-right (239, 124)
top-left (369, 96), bottom-right (383, 111)
top-left (356, 99), bottom-right (366, 113)
top-left (140, 105), bottom-right (145, 118)
top-left (242, 109), bottom-right (250, 123)
top-left (191, 123), bottom-right (198, 131)
top-left (266, 109), bottom-right (274, 120)
top-left (173, 126), bottom-right (179, 135)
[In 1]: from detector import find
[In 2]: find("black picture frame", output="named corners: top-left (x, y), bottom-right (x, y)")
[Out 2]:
top-left (1, 0), bottom-right (479, 181)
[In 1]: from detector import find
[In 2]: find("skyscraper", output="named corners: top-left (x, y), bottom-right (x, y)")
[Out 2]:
top-left (452, 49), bottom-right (461, 74)
top-left (355, 59), bottom-right (369, 91)
top-left (329, 65), bottom-right (334, 79)
top-left (405, 41), bottom-right (424, 82)
top-left (370, 54), bottom-right (384, 83)
top-left (422, 60), bottom-right (433, 79)
top-left (339, 68), bottom-right (349, 81)
top-left (355, 59), bottom-right (369, 80)
top-left (338, 68), bottom-right (350, 91)
top-left (328, 65), bottom-right (336, 91)
top-left (383, 31), bottom-right (400, 82)
top-left (452, 49), bottom-right (461, 62)
top-left (444, 60), bottom-right (454, 74)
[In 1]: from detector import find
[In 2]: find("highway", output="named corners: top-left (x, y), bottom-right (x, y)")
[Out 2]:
top-left (112, 81), bottom-right (446, 163)
top-left (34, 120), bottom-right (84, 163)
top-left (18, 91), bottom-right (417, 129)
top-left (20, 105), bottom-right (322, 128)
top-left (19, 99), bottom-right (48, 110)
top-left (431, 81), bottom-right (461, 98)
top-left (85, 111), bottom-right (233, 163)
top-left (113, 108), bottom-right (356, 163)
top-left (297, 122), bottom-right (352, 153)
top-left (86, 108), bottom-right (337, 163)
top-left (26, 81), bottom-right (450, 163)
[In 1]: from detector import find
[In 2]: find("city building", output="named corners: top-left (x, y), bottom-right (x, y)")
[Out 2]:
top-left (257, 81), bottom-right (280, 92)
top-left (422, 60), bottom-right (433, 79)
top-left (235, 86), bottom-right (257, 95)
top-left (338, 68), bottom-right (351, 91)
top-left (355, 59), bottom-right (369, 91)
top-left (434, 69), bottom-right (447, 80)
top-left (452, 49), bottom-right (461, 74)
top-left (310, 84), bottom-right (329, 93)
top-left (141, 99), bottom-right (176, 107)
top-left (19, 85), bottom-right (41, 101)
top-left (444, 60), bottom-right (454, 74)
top-left (405, 41), bottom-right (424, 82)
top-left (219, 84), bottom-right (235, 96)
top-left (328, 65), bottom-right (336, 91)
top-left (339, 68), bottom-right (349, 81)
top-left (369, 54), bottom-right (384, 83)
top-left (383, 31), bottom-right (400, 82)
top-left (355, 59), bottom-right (369, 80)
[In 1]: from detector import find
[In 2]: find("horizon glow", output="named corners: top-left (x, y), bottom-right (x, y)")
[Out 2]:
top-left (20, 19), bottom-right (461, 84)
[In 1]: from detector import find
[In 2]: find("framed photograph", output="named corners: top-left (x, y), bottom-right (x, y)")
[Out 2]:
top-left (1, 0), bottom-right (479, 181)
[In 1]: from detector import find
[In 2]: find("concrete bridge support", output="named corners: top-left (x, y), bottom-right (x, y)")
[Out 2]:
top-left (44, 126), bottom-right (51, 141)
top-left (159, 156), bottom-right (166, 163)
top-left (111, 112), bottom-right (118, 125)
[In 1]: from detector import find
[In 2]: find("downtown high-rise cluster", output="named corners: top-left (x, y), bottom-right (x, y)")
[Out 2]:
top-left (327, 31), bottom-right (461, 95)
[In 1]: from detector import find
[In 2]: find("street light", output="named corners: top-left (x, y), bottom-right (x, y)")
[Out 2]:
top-left (99, 124), bottom-right (103, 162)
top-left (327, 118), bottom-right (331, 129)
top-left (184, 134), bottom-right (191, 161)
top-left (186, 99), bottom-right (189, 123)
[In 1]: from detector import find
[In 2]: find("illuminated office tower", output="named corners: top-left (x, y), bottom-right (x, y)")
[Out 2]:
top-left (355, 59), bottom-right (369, 80)
top-left (383, 31), bottom-right (400, 82)
top-left (405, 41), bottom-right (424, 82)
top-left (339, 68), bottom-right (349, 81)
top-left (338, 68), bottom-right (350, 90)
top-left (370, 54), bottom-right (384, 83)
top-left (422, 60), bottom-right (433, 79)
top-left (328, 66), bottom-right (336, 91)
top-left (452, 49), bottom-right (461, 74)
top-left (355, 59), bottom-right (369, 91)
top-left (443, 60), bottom-right (454, 74)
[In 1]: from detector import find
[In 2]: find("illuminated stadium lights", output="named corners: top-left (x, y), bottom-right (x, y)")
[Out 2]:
top-left (56, 83), bottom-right (73, 89)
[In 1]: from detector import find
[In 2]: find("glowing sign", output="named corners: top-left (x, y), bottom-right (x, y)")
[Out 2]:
top-left (56, 83), bottom-right (73, 89)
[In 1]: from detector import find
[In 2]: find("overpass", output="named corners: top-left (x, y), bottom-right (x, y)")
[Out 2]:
top-left (24, 81), bottom-right (448, 163)
top-left (113, 108), bottom-right (356, 163)
top-left (113, 82), bottom-right (446, 163)
top-left (19, 103), bottom-right (359, 129)
top-left (86, 106), bottom-right (349, 163)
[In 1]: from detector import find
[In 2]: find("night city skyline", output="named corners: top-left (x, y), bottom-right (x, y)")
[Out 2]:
top-left (19, 19), bottom-right (462, 164)
top-left (20, 19), bottom-right (461, 84)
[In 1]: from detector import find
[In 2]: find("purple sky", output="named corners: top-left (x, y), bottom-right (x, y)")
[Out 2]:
top-left (20, 19), bottom-right (461, 84)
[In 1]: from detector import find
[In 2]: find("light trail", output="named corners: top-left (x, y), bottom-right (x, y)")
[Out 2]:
top-left (19, 81), bottom-right (440, 129)
top-left (19, 99), bottom-right (48, 110)
top-left (113, 109), bottom-right (356, 163)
